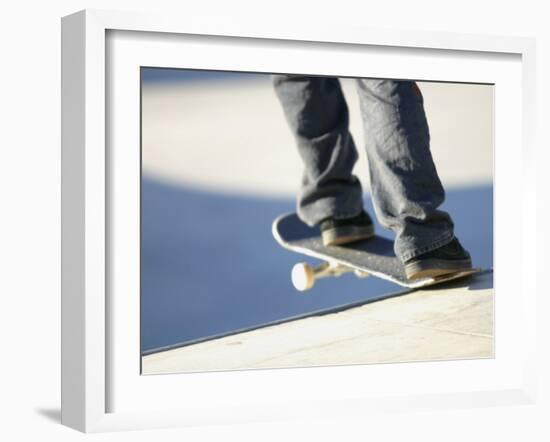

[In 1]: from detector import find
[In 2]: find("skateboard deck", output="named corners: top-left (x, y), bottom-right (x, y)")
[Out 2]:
top-left (273, 213), bottom-right (479, 291)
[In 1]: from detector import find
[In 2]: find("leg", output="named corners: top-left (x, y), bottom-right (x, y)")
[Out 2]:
top-left (272, 75), bottom-right (363, 226)
top-left (355, 79), bottom-right (456, 263)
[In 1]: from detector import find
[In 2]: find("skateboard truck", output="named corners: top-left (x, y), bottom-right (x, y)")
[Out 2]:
top-left (291, 261), bottom-right (370, 291)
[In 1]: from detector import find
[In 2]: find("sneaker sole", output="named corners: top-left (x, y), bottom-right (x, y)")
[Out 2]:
top-left (404, 258), bottom-right (473, 280)
top-left (322, 225), bottom-right (375, 246)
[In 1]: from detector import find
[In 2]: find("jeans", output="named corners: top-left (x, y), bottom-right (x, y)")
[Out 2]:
top-left (272, 76), bottom-right (455, 262)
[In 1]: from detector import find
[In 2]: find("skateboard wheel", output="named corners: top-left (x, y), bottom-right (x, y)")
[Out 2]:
top-left (291, 262), bottom-right (314, 291)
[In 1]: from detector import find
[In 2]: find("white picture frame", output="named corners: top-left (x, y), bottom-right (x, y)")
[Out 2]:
top-left (61, 9), bottom-right (537, 433)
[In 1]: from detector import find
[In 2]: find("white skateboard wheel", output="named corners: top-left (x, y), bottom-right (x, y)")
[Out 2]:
top-left (291, 262), bottom-right (315, 291)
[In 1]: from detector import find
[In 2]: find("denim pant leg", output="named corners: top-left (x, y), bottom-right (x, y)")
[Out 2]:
top-left (355, 79), bottom-right (455, 262)
top-left (272, 75), bottom-right (363, 226)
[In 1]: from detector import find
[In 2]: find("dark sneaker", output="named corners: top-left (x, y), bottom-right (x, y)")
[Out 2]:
top-left (404, 238), bottom-right (472, 280)
top-left (319, 211), bottom-right (375, 246)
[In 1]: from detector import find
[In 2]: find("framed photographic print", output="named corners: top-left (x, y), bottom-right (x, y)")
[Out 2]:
top-left (61, 9), bottom-right (537, 433)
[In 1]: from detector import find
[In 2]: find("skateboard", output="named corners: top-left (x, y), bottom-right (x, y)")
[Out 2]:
top-left (272, 213), bottom-right (479, 291)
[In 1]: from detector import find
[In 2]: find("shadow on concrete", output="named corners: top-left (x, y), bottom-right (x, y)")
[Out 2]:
top-left (141, 176), bottom-right (493, 353)
top-left (465, 271), bottom-right (494, 291)
top-left (420, 269), bottom-right (494, 293)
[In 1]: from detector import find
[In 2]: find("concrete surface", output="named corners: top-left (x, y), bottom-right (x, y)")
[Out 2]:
top-left (142, 271), bottom-right (493, 374)
top-left (142, 77), bottom-right (493, 197)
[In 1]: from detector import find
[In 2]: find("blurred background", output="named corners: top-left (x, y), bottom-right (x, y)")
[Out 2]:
top-left (140, 69), bottom-right (493, 354)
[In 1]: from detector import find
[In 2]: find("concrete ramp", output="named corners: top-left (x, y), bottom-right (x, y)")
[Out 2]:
top-left (142, 271), bottom-right (493, 375)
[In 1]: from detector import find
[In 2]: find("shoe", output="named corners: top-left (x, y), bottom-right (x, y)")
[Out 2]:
top-left (319, 211), bottom-right (375, 246)
top-left (403, 238), bottom-right (472, 280)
